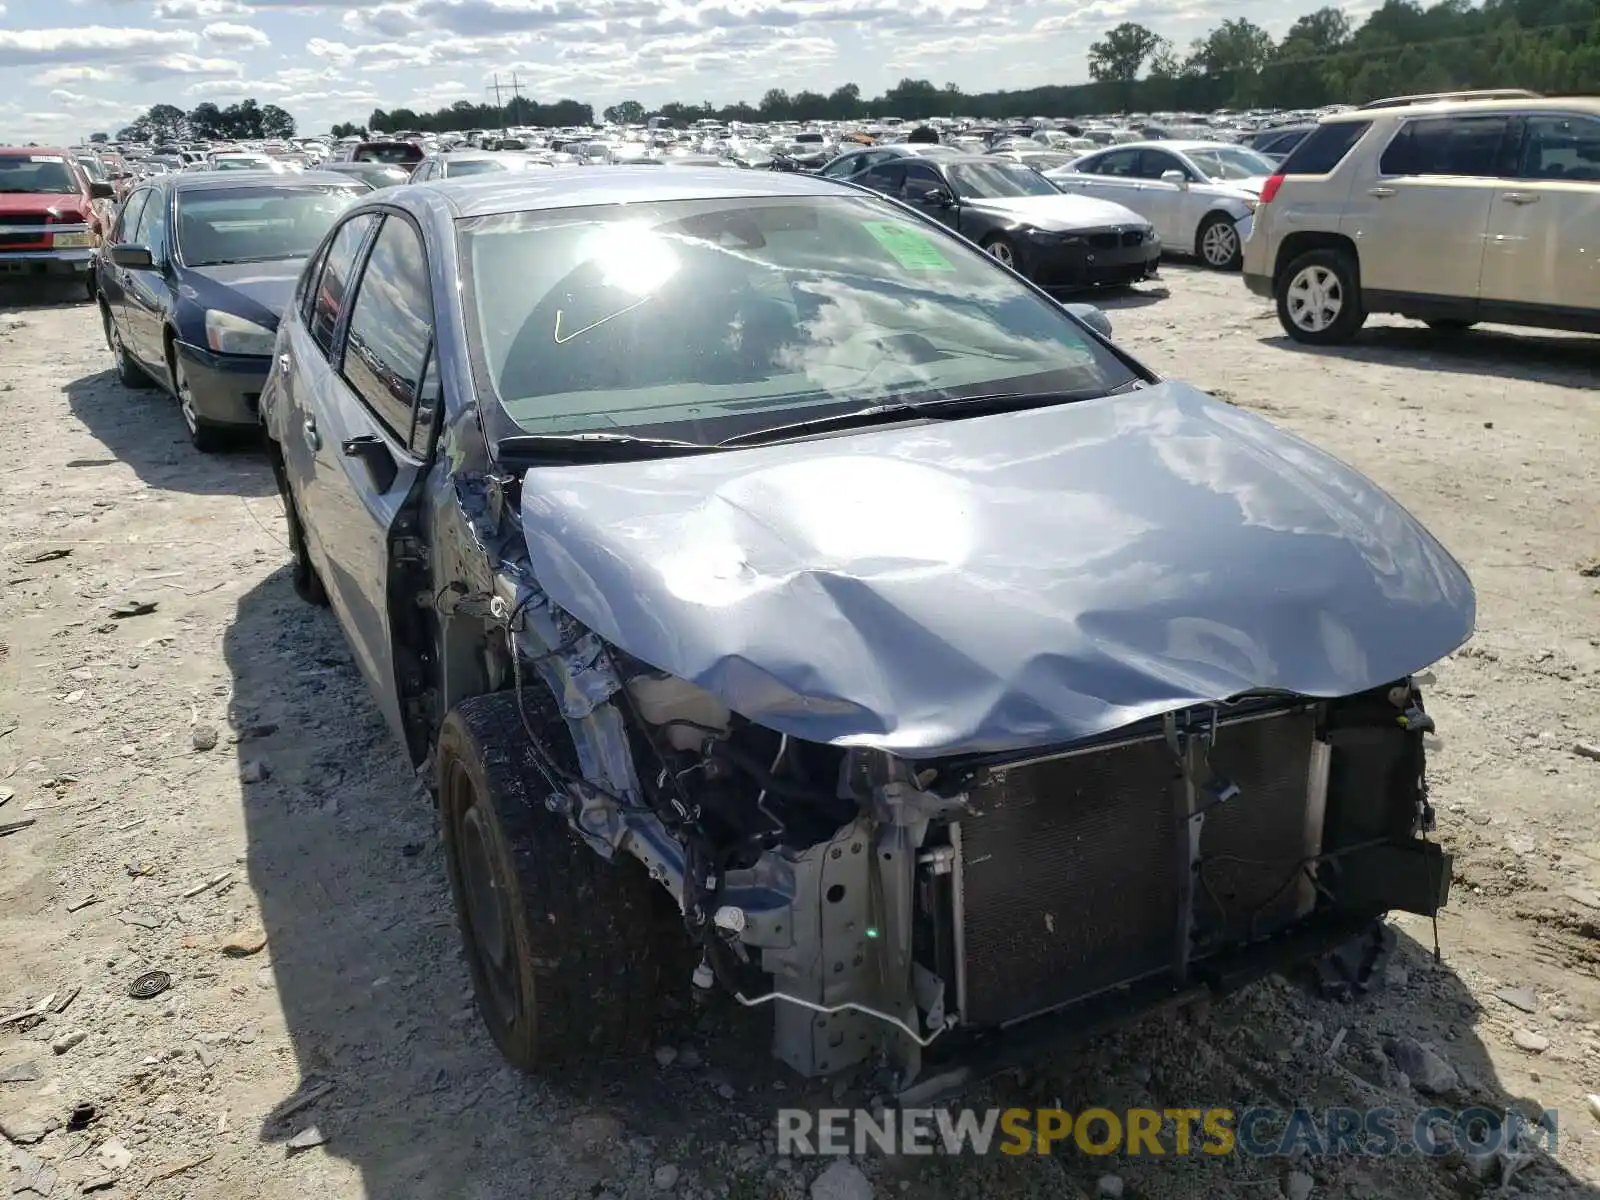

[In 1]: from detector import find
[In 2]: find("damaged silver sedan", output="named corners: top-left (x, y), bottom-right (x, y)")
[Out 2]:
top-left (259, 167), bottom-right (1474, 1098)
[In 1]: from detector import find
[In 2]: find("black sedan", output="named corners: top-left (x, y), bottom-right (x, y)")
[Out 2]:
top-left (95, 170), bottom-right (367, 450)
top-left (851, 154), bottom-right (1161, 289)
top-left (259, 167), bottom-right (1469, 1090)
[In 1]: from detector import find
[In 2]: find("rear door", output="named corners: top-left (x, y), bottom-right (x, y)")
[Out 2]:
top-left (1060, 148), bottom-right (1143, 205)
top-left (1342, 113), bottom-right (1510, 300)
top-left (298, 211), bottom-right (437, 753)
top-left (1480, 112), bottom-right (1600, 313)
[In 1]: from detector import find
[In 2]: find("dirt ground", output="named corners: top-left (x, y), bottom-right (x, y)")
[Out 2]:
top-left (1, 264), bottom-right (1597, 1200)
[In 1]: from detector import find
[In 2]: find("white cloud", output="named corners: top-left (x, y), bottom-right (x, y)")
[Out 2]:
top-left (0, 25), bottom-right (196, 66)
top-left (202, 20), bottom-right (269, 47)
top-left (30, 64), bottom-right (118, 85)
top-left (155, 0), bottom-right (247, 18)
top-left (126, 51), bottom-right (242, 80)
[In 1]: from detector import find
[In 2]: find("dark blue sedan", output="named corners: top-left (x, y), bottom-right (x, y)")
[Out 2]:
top-left (260, 167), bottom-right (1471, 1087)
top-left (95, 170), bottom-right (367, 450)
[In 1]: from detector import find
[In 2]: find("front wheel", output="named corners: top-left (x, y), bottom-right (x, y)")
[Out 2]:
top-left (982, 235), bottom-right (1020, 273)
top-left (1276, 250), bottom-right (1367, 345)
top-left (438, 690), bottom-right (679, 1071)
top-left (1197, 213), bottom-right (1243, 271)
top-left (171, 354), bottom-right (226, 453)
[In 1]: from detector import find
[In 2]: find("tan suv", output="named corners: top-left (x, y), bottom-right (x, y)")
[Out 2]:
top-left (1243, 89), bottom-right (1600, 343)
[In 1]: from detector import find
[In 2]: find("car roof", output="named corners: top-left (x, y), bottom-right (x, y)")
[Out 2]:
top-left (1080, 140), bottom-right (1247, 154)
top-left (402, 165), bottom-right (861, 218)
top-left (1320, 95), bottom-right (1600, 121)
top-left (164, 169), bottom-right (363, 192)
top-left (0, 146), bottom-right (73, 156)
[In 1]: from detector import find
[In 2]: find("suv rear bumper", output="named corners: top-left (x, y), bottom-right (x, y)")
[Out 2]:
top-left (1243, 270), bottom-right (1274, 299)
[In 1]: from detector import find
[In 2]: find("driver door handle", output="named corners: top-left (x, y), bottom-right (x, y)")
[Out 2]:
top-left (302, 417), bottom-right (320, 452)
top-left (1502, 191), bottom-right (1540, 205)
top-left (1368, 186), bottom-right (1397, 198)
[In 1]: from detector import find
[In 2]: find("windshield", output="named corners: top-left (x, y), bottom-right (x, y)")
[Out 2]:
top-left (1185, 146), bottom-right (1276, 180)
top-left (946, 162), bottom-right (1057, 199)
top-left (355, 144), bottom-right (420, 164)
top-left (75, 158), bottom-right (107, 182)
top-left (447, 158), bottom-right (508, 178)
top-left (214, 157), bottom-right (271, 171)
top-left (0, 155), bottom-right (78, 194)
top-left (461, 195), bottom-right (1138, 441)
top-left (176, 185), bottom-right (363, 266)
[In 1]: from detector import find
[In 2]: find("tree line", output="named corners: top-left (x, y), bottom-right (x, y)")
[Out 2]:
top-left (113, 99), bottom-right (295, 143)
top-left (342, 0), bottom-right (1600, 132)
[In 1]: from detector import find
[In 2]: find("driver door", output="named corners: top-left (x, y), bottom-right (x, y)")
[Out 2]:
top-left (902, 161), bottom-right (956, 229)
top-left (1134, 148), bottom-right (1188, 245)
top-left (297, 211), bottom-right (438, 755)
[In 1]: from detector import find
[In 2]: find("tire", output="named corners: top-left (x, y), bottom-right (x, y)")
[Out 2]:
top-left (1276, 249), bottom-right (1367, 345)
top-left (269, 446), bottom-right (328, 607)
top-left (170, 351), bottom-right (226, 453)
top-left (1196, 212), bottom-right (1244, 271)
top-left (1425, 319), bottom-right (1476, 333)
top-left (104, 307), bottom-right (153, 389)
top-left (84, 273), bottom-right (97, 303)
top-left (982, 234), bottom-right (1021, 274)
top-left (438, 689), bottom-right (676, 1070)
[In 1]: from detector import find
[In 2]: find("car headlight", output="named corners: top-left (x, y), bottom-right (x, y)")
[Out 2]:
top-left (1027, 228), bottom-right (1083, 244)
top-left (1240, 196), bottom-right (1259, 213)
top-left (51, 232), bottom-right (95, 248)
top-left (205, 310), bottom-right (276, 356)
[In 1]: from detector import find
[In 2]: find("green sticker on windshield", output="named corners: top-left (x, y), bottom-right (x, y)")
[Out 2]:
top-left (862, 221), bottom-right (954, 271)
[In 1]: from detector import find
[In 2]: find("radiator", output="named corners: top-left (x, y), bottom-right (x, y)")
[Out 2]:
top-left (955, 708), bottom-right (1320, 1027)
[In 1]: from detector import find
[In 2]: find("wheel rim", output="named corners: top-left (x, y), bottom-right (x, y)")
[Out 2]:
top-left (174, 360), bottom-right (199, 436)
top-left (1202, 221), bottom-right (1238, 267)
top-left (1286, 265), bottom-right (1344, 332)
top-left (988, 241), bottom-right (1013, 267)
top-left (449, 760), bottom-right (520, 1031)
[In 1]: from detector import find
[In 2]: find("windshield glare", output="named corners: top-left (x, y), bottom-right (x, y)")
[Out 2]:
top-left (0, 155), bottom-right (77, 194)
top-left (947, 162), bottom-right (1058, 199)
top-left (1186, 146), bottom-right (1276, 180)
top-left (462, 195), bottom-right (1137, 442)
top-left (177, 185), bottom-right (362, 266)
top-left (448, 159), bottom-right (508, 178)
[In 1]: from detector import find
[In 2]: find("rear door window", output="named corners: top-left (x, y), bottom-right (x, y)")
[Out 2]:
top-left (309, 213), bottom-right (379, 353)
top-left (1379, 116), bottom-right (1512, 178)
top-left (337, 215), bottom-right (434, 442)
top-left (1279, 121), bottom-right (1371, 175)
top-left (1514, 114), bottom-right (1600, 182)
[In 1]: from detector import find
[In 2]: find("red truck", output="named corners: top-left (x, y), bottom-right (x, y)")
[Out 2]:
top-left (0, 147), bottom-right (114, 298)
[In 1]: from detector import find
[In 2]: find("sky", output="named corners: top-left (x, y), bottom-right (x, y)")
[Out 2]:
top-left (0, 0), bottom-right (1377, 144)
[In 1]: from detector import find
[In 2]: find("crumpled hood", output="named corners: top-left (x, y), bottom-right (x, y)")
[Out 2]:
top-left (966, 192), bottom-right (1147, 231)
top-left (518, 382), bottom-right (1474, 757)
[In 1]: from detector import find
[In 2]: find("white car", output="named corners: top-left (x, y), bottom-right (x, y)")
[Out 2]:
top-left (1045, 140), bottom-right (1277, 270)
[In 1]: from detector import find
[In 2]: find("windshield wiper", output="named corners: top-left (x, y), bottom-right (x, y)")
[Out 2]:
top-left (496, 431), bottom-right (718, 463)
top-left (717, 387), bottom-right (1131, 449)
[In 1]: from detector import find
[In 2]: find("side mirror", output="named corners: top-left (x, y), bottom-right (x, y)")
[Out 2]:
top-left (1160, 169), bottom-right (1189, 188)
top-left (107, 244), bottom-right (154, 269)
top-left (925, 187), bottom-right (955, 208)
top-left (1063, 302), bottom-right (1113, 339)
top-left (89, 181), bottom-right (115, 199)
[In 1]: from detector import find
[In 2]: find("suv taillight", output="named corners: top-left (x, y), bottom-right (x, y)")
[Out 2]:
top-left (1259, 174), bottom-right (1285, 205)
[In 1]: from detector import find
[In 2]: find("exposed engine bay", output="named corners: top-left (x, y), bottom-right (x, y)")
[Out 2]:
top-left (473, 561), bottom-right (1450, 1095)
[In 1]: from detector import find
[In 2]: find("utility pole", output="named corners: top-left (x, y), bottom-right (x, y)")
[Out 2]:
top-left (508, 72), bottom-right (524, 126)
top-left (486, 74), bottom-right (505, 128)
